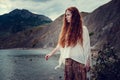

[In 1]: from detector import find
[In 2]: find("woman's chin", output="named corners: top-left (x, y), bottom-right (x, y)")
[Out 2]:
top-left (67, 21), bottom-right (70, 23)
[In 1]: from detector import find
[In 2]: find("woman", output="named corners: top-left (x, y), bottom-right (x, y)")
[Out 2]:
top-left (45, 6), bottom-right (91, 80)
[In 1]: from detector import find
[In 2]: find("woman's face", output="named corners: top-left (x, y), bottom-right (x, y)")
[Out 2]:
top-left (65, 10), bottom-right (72, 23)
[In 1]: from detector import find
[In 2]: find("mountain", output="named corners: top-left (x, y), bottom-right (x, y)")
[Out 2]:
top-left (83, 0), bottom-right (120, 55)
top-left (0, 12), bottom-right (89, 49)
top-left (0, 9), bottom-right (52, 37)
top-left (1, 0), bottom-right (120, 57)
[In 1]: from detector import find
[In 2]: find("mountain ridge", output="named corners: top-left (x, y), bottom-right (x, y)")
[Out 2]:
top-left (0, 9), bottom-right (52, 37)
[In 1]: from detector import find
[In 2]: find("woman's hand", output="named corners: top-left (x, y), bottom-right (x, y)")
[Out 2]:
top-left (45, 44), bottom-right (60, 61)
top-left (85, 60), bottom-right (91, 72)
top-left (45, 53), bottom-right (52, 60)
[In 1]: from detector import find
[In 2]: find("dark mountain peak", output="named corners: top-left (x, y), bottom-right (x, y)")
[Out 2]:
top-left (10, 9), bottom-right (31, 14)
top-left (8, 8), bottom-right (52, 20)
top-left (9, 9), bottom-right (33, 17)
top-left (11, 8), bottom-right (29, 12)
top-left (0, 9), bottom-right (52, 36)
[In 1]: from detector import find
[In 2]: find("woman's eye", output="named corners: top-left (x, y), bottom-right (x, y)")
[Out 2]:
top-left (66, 14), bottom-right (70, 16)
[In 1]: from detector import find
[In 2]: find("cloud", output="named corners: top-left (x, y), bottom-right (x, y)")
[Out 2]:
top-left (0, 0), bottom-right (111, 20)
top-left (31, 0), bottom-right (51, 2)
top-left (0, 0), bottom-right (12, 15)
top-left (10, 0), bottom-right (51, 2)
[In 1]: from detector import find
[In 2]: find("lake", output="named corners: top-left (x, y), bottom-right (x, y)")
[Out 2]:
top-left (0, 49), bottom-right (64, 80)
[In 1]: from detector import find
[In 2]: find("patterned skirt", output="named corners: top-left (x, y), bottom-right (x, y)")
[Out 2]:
top-left (64, 58), bottom-right (87, 80)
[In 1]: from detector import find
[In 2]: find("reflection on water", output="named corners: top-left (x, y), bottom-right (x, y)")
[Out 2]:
top-left (0, 49), bottom-right (63, 80)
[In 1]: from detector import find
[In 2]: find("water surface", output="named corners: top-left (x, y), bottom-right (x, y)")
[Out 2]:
top-left (0, 49), bottom-right (64, 80)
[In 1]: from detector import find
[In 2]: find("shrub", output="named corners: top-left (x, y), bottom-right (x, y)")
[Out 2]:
top-left (92, 44), bottom-right (120, 80)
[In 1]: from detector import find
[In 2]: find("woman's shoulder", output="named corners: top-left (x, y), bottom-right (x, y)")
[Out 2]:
top-left (83, 25), bottom-right (88, 32)
top-left (83, 25), bottom-right (87, 30)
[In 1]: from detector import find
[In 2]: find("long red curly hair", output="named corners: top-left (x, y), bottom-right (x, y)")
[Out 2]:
top-left (58, 7), bottom-right (83, 48)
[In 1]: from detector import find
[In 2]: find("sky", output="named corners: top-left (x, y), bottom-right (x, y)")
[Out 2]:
top-left (0, 0), bottom-right (111, 20)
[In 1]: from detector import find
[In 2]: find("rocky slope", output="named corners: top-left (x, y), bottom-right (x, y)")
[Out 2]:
top-left (83, 0), bottom-right (120, 55)
top-left (0, 9), bottom-right (52, 37)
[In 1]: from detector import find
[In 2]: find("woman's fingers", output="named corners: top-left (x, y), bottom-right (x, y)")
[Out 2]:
top-left (85, 65), bottom-right (91, 72)
top-left (45, 55), bottom-right (49, 60)
top-left (45, 54), bottom-right (51, 60)
top-left (85, 61), bottom-right (91, 72)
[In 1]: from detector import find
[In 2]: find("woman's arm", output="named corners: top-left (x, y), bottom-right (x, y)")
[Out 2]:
top-left (45, 44), bottom-right (60, 60)
top-left (83, 26), bottom-right (91, 71)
